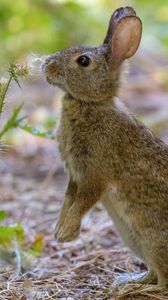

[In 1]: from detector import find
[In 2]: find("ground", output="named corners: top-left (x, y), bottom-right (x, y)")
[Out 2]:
top-left (0, 49), bottom-right (168, 299)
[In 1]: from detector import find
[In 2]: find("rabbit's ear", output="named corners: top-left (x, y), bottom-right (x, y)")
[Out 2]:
top-left (104, 7), bottom-right (142, 64)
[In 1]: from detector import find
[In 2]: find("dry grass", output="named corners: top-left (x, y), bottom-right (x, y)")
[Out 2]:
top-left (0, 140), bottom-right (168, 300)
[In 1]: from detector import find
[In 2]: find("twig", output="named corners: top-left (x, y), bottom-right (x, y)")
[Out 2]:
top-left (13, 240), bottom-right (22, 277)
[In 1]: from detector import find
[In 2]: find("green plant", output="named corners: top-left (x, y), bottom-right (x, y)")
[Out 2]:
top-left (0, 63), bottom-right (56, 140)
top-left (0, 63), bottom-right (53, 265)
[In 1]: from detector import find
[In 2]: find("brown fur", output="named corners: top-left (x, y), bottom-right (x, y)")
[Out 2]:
top-left (43, 7), bottom-right (168, 288)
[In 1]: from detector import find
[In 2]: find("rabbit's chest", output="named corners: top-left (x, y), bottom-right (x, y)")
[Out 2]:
top-left (57, 123), bottom-right (87, 182)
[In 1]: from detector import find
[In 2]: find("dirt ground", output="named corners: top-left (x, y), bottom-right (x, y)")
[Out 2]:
top-left (0, 49), bottom-right (168, 299)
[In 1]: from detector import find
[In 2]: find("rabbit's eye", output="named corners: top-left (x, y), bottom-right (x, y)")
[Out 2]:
top-left (77, 55), bottom-right (91, 67)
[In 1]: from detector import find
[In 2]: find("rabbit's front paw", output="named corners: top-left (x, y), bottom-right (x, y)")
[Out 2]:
top-left (55, 217), bottom-right (81, 242)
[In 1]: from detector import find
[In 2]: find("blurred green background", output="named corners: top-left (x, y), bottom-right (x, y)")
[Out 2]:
top-left (0, 0), bottom-right (168, 141)
top-left (0, 0), bottom-right (168, 68)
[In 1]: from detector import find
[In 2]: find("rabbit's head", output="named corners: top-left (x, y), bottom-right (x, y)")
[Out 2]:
top-left (43, 7), bottom-right (142, 102)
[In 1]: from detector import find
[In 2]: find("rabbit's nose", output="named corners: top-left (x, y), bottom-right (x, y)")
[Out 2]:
top-left (43, 58), bottom-right (59, 76)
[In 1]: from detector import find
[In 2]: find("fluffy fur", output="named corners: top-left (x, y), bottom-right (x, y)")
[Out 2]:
top-left (43, 7), bottom-right (168, 288)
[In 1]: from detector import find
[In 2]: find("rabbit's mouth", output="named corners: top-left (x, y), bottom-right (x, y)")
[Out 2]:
top-left (46, 75), bottom-right (54, 85)
top-left (42, 58), bottom-right (65, 86)
top-left (46, 73), bottom-right (66, 91)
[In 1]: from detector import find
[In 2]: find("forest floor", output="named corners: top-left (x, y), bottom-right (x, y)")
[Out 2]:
top-left (0, 49), bottom-right (168, 299)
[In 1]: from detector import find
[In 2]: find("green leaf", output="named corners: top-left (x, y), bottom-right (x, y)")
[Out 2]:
top-left (16, 122), bottom-right (56, 139)
top-left (28, 234), bottom-right (44, 257)
top-left (0, 224), bottom-right (25, 248)
top-left (0, 211), bottom-right (7, 221)
top-left (103, 288), bottom-right (111, 294)
top-left (0, 103), bottom-right (24, 139)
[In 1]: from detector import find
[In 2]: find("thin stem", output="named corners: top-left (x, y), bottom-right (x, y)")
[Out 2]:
top-left (0, 74), bottom-right (12, 117)
top-left (13, 240), bottom-right (22, 276)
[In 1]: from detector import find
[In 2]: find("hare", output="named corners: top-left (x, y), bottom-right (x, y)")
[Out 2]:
top-left (43, 7), bottom-right (168, 288)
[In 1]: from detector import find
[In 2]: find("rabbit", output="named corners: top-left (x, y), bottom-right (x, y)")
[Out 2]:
top-left (42, 6), bottom-right (168, 289)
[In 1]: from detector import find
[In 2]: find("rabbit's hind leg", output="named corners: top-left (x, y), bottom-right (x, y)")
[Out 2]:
top-left (157, 269), bottom-right (168, 289)
top-left (145, 240), bottom-right (168, 289)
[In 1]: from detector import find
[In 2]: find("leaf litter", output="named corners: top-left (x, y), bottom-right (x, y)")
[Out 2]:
top-left (1, 141), bottom-right (168, 299)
